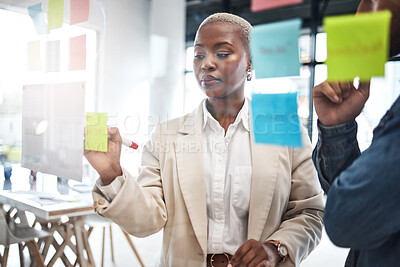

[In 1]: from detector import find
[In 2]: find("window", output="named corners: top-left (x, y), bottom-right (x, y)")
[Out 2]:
top-left (0, 8), bottom-right (96, 189)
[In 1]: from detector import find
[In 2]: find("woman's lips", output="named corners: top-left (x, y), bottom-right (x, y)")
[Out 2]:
top-left (201, 75), bottom-right (220, 88)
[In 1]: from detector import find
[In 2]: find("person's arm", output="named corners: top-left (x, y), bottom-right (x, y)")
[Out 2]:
top-left (230, 128), bottom-right (324, 267)
top-left (324, 105), bottom-right (400, 248)
top-left (90, 124), bottom-right (167, 237)
top-left (265, 128), bottom-right (324, 266)
top-left (311, 81), bottom-right (370, 192)
top-left (312, 120), bottom-right (361, 192)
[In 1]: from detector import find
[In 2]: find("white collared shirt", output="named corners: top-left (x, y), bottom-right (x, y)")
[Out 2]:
top-left (202, 98), bottom-right (252, 255)
top-left (96, 99), bottom-right (253, 255)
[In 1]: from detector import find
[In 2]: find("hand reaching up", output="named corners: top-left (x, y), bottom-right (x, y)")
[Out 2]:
top-left (84, 127), bottom-right (123, 185)
top-left (312, 81), bottom-right (370, 126)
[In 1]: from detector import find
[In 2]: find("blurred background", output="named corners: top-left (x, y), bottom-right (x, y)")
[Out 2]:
top-left (0, 0), bottom-right (398, 266)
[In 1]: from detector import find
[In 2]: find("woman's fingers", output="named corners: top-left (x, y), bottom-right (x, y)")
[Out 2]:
top-left (108, 127), bottom-right (122, 143)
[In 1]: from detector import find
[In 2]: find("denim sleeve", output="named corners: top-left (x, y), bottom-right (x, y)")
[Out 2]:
top-left (312, 120), bottom-right (361, 193)
top-left (323, 106), bottom-right (400, 249)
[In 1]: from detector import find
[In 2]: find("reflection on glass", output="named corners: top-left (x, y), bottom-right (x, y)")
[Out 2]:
top-left (0, 7), bottom-right (96, 186)
top-left (299, 35), bottom-right (311, 63)
top-left (298, 33), bottom-right (327, 63)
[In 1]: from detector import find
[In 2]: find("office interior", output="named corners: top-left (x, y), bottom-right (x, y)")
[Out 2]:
top-left (0, 0), bottom-right (399, 266)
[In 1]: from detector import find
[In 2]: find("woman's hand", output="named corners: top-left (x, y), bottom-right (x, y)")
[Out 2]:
top-left (312, 81), bottom-right (370, 126)
top-left (229, 239), bottom-right (280, 267)
top-left (84, 127), bottom-right (123, 185)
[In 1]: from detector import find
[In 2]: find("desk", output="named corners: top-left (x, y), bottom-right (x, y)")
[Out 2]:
top-left (0, 190), bottom-right (95, 267)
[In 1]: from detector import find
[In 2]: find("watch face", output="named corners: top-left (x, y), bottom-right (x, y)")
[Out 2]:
top-left (279, 245), bottom-right (288, 256)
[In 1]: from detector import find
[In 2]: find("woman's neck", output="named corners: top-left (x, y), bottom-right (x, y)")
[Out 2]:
top-left (206, 95), bottom-right (245, 133)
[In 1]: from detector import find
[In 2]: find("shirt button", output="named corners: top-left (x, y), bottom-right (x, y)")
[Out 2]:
top-left (218, 156), bottom-right (224, 163)
top-left (98, 198), bottom-right (106, 205)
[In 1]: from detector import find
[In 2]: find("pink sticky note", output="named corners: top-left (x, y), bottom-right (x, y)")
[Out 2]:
top-left (70, 0), bottom-right (89, 25)
top-left (251, 0), bottom-right (303, 12)
top-left (69, 35), bottom-right (86, 70)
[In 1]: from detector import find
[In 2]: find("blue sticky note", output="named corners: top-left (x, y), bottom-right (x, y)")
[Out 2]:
top-left (251, 93), bottom-right (302, 147)
top-left (251, 18), bottom-right (301, 79)
top-left (27, 3), bottom-right (47, 35)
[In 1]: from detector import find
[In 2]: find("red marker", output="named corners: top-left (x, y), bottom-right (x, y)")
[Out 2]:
top-left (122, 137), bottom-right (138, 149)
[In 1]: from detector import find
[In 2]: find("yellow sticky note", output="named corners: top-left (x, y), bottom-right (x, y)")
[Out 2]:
top-left (47, 0), bottom-right (64, 31)
top-left (85, 112), bottom-right (108, 152)
top-left (27, 40), bottom-right (41, 71)
top-left (324, 10), bottom-right (391, 82)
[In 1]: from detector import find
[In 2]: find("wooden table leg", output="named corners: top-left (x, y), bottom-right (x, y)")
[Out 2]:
top-left (26, 241), bottom-right (45, 267)
top-left (18, 243), bottom-right (25, 267)
top-left (1, 246), bottom-right (10, 267)
top-left (121, 229), bottom-right (145, 267)
top-left (109, 225), bottom-right (115, 263)
top-left (72, 216), bottom-right (94, 267)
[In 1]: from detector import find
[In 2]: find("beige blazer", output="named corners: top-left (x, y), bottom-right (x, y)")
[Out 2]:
top-left (93, 100), bottom-right (324, 267)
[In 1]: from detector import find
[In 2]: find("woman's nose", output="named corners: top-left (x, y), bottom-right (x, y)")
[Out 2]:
top-left (201, 55), bottom-right (216, 71)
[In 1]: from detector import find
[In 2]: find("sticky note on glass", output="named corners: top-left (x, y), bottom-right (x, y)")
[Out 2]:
top-left (45, 40), bottom-right (60, 72)
top-left (251, 93), bottom-right (302, 147)
top-left (69, 35), bottom-right (86, 70)
top-left (85, 112), bottom-right (108, 152)
top-left (325, 11), bottom-right (391, 82)
top-left (47, 0), bottom-right (64, 31)
top-left (251, 0), bottom-right (303, 12)
top-left (27, 3), bottom-right (47, 35)
top-left (27, 41), bottom-right (41, 71)
top-left (251, 19), bottom-right (301, 79)
top-left (70, 0), bottom-right (89, 25)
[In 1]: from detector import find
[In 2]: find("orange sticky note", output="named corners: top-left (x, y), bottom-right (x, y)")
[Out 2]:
top-left (251, 0), bottom-right (303, 12)
top-left (70, 0), bottom-right (89, 25)
top-left (69, 35), bottom-right (86, 70)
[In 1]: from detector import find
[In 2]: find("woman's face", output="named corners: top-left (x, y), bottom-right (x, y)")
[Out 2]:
top-left (193, 22), bottom-right (250, 100)
top-left (357, 0), bottom-right (400, 56)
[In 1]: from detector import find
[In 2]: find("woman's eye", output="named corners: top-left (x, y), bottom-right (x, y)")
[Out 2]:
top-left (217, 53), bottom-right (229, 58)
top-left (194, 55), bottom-right (204, 60)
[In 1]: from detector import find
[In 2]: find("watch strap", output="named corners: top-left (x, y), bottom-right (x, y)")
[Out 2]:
top-left (266, 240), bottom-right (288, 263)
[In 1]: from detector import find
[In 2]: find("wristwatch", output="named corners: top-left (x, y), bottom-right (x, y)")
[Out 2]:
top-left (266, 240), bottom-right (288, 263)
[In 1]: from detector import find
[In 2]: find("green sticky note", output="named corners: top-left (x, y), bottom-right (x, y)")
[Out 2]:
top-left (47, 0), bottom-right (64, 31)
top-left (85, 112), bottom-right (108, 152)
top-left (324, 10), bottom-right (391, 82)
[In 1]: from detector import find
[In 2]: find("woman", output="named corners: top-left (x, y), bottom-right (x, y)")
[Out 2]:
top-left (86, 13), bottom-right (324, 267)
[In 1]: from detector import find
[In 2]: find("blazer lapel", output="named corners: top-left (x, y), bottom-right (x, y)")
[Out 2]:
top-left (175, 102), bottom-right (208, 254)
top-left (247, 106), bottom-right (280, 240)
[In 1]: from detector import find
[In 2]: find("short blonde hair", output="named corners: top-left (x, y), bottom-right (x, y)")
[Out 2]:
top-left (197, 13), bottom-right (252, 57)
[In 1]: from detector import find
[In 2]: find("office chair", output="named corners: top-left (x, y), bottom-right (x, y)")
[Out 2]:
top-left (0, 210), bottom-right (51, 267)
